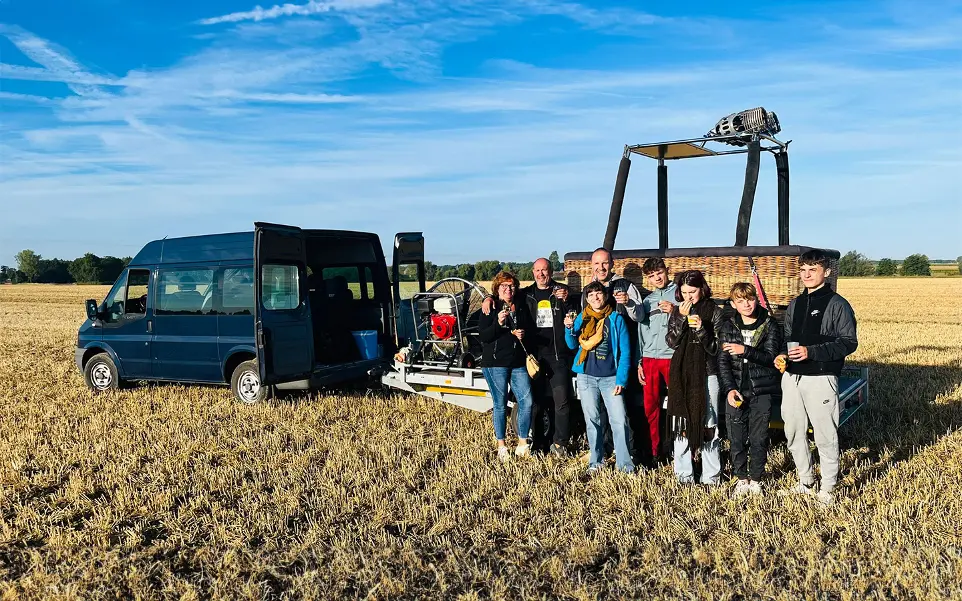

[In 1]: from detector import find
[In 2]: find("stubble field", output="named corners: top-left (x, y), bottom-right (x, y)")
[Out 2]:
top-left (1, 279), bottom-right (961, 600)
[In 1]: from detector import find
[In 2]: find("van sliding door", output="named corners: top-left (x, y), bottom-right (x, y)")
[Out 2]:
top-left (254, 222), bottom-right (314, 384)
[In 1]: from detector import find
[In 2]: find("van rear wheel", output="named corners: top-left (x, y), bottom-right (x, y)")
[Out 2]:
top-left (84, 353), bottom-right (119, 393)
top-left (231, 360), bottom-right (267, 404)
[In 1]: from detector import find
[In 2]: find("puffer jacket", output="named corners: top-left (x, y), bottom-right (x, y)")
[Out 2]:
top-left (666, 299), bottom-right (723, 376)
top-left (716, 305), bottom-right (783, 399)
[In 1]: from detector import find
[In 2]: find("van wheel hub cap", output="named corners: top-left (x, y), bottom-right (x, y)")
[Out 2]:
top-left (239, 371), bottom-right (260, 402)
top-left (91, 364), bottom-right (112, 389)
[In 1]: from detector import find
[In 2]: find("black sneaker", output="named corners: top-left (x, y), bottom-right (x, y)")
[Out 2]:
top-left (549, 443), bottom-right (569, 458)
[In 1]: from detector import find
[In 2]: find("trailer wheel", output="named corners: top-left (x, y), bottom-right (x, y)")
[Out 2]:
top-left (231, 360), bottom-right (267, 404)
top-left (84, 353), bottom-right (120, 393)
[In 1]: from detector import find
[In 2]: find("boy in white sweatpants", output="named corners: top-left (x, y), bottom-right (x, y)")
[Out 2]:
top-left (775, 250), bottom-right (858, 506)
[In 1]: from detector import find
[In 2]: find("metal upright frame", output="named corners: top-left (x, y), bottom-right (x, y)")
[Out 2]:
top-left (603, 132), bottom-right (792, 251)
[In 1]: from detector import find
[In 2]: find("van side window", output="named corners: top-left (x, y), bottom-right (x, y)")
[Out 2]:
top-left (262, 265), bottom-right (299, 310)
top-left (221, 267), bottom-right (254, 315)
top-left (103, 269), bottom-right (150, 323)
top-left (157, 269), bottom-right (215, 315)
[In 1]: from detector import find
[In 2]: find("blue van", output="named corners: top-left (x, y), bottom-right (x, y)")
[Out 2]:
top-left (76, 223), bottom-right (426, 402)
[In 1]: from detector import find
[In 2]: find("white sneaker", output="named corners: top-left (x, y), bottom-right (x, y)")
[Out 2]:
top-left (747, 481), bottom-right (763, 496)
top-left (815, 490), bottom-right (835, 506)
top-left (497, 446), bottom-right (511, 462)
top-left (778, 482), bottom-right (816, 497)
top-left (733, 479), bottom-right (752, 499)
top-left (514, 443), bottom-right (531, 458)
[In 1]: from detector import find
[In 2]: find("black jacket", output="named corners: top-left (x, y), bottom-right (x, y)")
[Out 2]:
top-left (717, 306), bottom-right (783, 398)
top-left (478, 297), bottom-right (534, 368)
top-left (666, 300), bottom-right (723, 376)
top-left (783, 284), bottom-right (858, 376)
top-left (519, 280), bottom-right (578, 363)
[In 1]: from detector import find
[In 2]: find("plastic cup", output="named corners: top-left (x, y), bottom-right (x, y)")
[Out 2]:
top-left (687, 314), bottom-right (698, 328)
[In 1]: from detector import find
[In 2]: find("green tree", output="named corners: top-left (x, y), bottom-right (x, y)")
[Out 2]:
top-left (548, 250), bottom-right (562, 272)
top-left (838, 250), bottom-right (873, 277)
top-left (875, 258), bottom-right (897, 276)
top-left (474, 260), bottom-right (502, 281)
top-left (424, 261), bottom-right (437, 281)
top-left (957, 256), bottom-right (962, 275)
top-left (901, 254), bottom-right (931, 276)
top-left (37, 259), bottom-right (73, 283)
top-left (100, 257), bottom-right (126, 283)
top-left (15, 249), bottom-right (41, 283)
top-left (0, 266), bottom-right (8, 283)
top-left (69, 253), bottom-right (104, 284)
top-left (455, 263), bottom-right (476, 281)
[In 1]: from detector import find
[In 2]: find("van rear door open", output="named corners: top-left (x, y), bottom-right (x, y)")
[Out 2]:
top-left (391, 232), bottom-right (425, 348)
top-left (254, 222), bottom-right (315, 384)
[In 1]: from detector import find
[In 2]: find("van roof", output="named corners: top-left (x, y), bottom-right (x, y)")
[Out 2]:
top-left (129, 232), bottom-right (254, 266)
top-left (128, 228), bottom-right (382, 266)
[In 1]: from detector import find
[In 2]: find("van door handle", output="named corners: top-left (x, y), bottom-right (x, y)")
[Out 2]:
top-left (147, 320), bottom-right (152, 333)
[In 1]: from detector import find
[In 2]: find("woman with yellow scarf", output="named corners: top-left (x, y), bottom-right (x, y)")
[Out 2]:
top-left (564, 281), bottom-right (634, 474)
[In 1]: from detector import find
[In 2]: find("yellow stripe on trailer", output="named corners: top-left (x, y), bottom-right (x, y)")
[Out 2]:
top-left (424, 386), bottom-right (489, 397)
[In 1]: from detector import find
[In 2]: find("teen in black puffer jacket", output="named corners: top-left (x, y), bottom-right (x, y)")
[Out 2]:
top-left (717, 305), bottom-right (783, 398)
top-left (716, 284), bottom-right (784, 494)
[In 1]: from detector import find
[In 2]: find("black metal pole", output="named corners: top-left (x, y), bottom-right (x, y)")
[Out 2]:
top-left (603, 153), bottom-right (631, 250)
top-left (657, 146), bottom-right (668, 249)
top-left (775, 150), bottom-right (790, 246)
top-left (735, 140), bottom-right (761, 246)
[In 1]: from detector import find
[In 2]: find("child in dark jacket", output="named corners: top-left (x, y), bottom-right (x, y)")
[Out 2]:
top-left (717, 283), bottom-right (783, 498)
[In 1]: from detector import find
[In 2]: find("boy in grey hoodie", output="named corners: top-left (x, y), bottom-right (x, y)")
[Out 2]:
top-left (636, 258), bottom-right (677, 465)
top-left (776, 249), bottom-right (858, 506)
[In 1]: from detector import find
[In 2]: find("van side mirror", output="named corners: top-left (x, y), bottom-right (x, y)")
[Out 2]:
top-left (85, 299), bottom-right (100, 321)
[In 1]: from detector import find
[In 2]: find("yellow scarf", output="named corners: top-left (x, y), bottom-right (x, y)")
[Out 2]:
top-left (576, 303), bottom-right (613, 366)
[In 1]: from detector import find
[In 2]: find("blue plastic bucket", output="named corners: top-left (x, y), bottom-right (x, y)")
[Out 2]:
top-left (351, 330), bottom-right (379, 360)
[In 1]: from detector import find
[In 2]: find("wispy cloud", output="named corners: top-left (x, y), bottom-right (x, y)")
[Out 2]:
top-left (199, 0), bottom-right (391, 26)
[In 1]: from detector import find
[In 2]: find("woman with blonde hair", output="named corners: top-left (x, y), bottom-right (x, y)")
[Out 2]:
top-left (478, 271), bottom-right (535, 461)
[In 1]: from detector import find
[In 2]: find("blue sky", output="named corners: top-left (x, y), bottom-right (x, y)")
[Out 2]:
top-left (1, 0), bottom-right (960, 267)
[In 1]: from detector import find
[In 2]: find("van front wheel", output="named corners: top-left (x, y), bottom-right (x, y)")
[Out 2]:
top-left (84, 353), bottom-right (119, 393)
top-left (231, 360), bottom-right (267, 404)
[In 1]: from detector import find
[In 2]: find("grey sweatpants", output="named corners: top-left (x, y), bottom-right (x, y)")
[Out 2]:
top-left (782, 373), bottom-right (840, 493)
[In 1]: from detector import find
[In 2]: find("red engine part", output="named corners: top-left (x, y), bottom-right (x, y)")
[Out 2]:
top-left (430, 314), bottom-right (457, 340)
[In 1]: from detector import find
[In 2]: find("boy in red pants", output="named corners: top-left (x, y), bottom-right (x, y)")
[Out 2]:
top-left (636, 258), bottom-right (677, 466)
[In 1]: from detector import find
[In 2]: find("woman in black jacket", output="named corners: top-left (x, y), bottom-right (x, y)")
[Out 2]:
top-left (717, 283), bottom-right (783, 497)
top-left (666, 270), bottom-right (724, 484)
top-left (478, 271), bottom-right (535, 461)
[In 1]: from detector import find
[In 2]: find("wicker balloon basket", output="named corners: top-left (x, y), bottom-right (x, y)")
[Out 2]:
top-left (563, 246), bottom-right (839, 322)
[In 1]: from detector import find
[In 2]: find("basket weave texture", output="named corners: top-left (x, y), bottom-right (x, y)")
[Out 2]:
top-left (563, 253), bottom-right (840, 310)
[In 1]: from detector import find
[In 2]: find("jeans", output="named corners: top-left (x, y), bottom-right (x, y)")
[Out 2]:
top-left (483, 366), bottom-right (533, 442)
top-left (577, 374), bottom-right (634, 472)
top-left (727, 393), bottom-right (773, 481)
top-left (673, 374), bottom-right (722, 484)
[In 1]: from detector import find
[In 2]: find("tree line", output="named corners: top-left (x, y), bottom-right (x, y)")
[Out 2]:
top-left (395, 251), bottom-right (563, 282)
top-left (837, 252), bottom-right (960, 277)
top-left (3, 247), bottom-right (956, 284)
top-left (1, 250), bottom-right (131, 284)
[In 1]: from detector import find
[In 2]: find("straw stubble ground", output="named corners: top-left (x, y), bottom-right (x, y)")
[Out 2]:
top-left (0, 280), bottom-right (960, 600)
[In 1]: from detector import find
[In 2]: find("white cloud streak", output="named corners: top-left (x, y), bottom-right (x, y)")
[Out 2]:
top-left (199, 0), bottom-right (391, 25)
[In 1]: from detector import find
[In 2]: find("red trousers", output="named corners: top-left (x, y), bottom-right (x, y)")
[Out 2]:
top-left (642, 357), bottom-right (672, 457)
